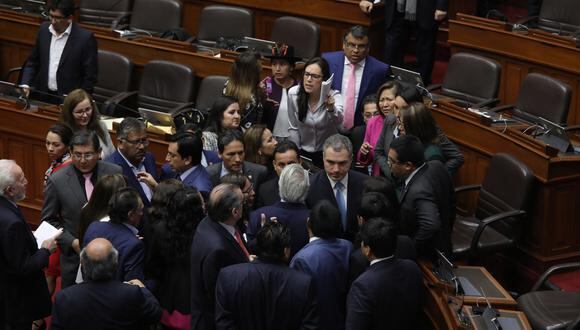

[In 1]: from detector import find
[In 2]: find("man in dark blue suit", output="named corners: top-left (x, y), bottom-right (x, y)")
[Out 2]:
top-left (52, 238), bottom-right (162, 330)
top-left (190, 184), bottom-right (249, 330)
top-left (0, 160), bottom-right (58, 330)
top-left (306, 134), bottom-right (367, 242)
top-left (105, 118), bottom-right (157, 207)
top-left (323, 25), bottom-right (389, 129)
top-left (21, 0), bottom-right (97, 100)
top-left (216, 222), bottom-right (318, 330)
top-left (248, 163), bottom-right (310, 259)
top-left (346, 219), bottom-right (423, 330)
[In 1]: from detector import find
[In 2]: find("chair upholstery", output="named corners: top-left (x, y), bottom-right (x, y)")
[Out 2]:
top-left (515, 73), bottom-right (572, 125)
top-left (537, 0), bottom-right (580, 35)
top-left (436, 52), bottom-right (501, 107)
top-left (137, 60), bottom-right (195, 113)
top-left (452, 153), bottom-right (534, 258)
top-left (197, 5), bottom-right (253, 46)
top-left (93, 50), bottom-right (133, 104)
top-left (195, 75), bottom-right (228, 112)
top-left (79, 0), bottom-right (131, 28)
top-left (130, 0), bottom-right (182, 34)
top-left (271, 16), bottom-right (320, 60)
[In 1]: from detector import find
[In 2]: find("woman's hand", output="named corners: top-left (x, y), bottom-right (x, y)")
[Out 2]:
top-left (326, 94), bottom-right (335, 112)
top-left (359, 142), bottom-right (373, 156)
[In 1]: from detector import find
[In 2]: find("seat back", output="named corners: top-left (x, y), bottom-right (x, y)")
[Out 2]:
top-left (196, 75), bottom-right (228, 112)
top-left (475, 153), bottom-right (534, 238)
top-left (94, 50), bottom-right (133, 104)
top-left (515, 73), bottom-right (572, 125)
top-left (79, 0), bottom-right (132, 27)
top-left (197, 5), bottom-right (253, 44)
top-left (138, 60), bottom-right (195, 113)
top-left (130, 0), bottom-right (182, 34)
top-left (441, 52), bottom-right (501, 104)
top-left (538, 0), bottom-right (580, 34)
top-left (271, 16), bottom-right (320, 60)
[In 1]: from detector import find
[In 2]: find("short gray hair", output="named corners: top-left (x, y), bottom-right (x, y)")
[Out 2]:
top-left (322, 134), bottom-right (353, 158)
top-left (0, 159), bottom-right (17, 197)
top-left (80, 244), bottom-right (119, 281)
top-left (279, 163), bottom-right (309, 203)
top-left (117, 117), bottom-right (146, 140)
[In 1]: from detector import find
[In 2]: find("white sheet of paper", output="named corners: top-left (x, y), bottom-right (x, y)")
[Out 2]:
top-left (33, 221), bottom-right (62, 249)
top-left (317, 73), bottom-right (334, 109)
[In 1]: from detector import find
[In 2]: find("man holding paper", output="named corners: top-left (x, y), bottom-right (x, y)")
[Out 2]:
top-left (0, 159), bottom-right (60, 330)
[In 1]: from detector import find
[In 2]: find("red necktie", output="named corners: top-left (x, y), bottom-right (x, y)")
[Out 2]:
top-left (234, 229), bottom-right (250, 260)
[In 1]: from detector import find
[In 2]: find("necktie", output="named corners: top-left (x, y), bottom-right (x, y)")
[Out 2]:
top-left (343, 62), bottom-right (357, 130)
top-left (234, 229), bottom-right (250, 260)
top-left (334, 181), bottom-right (347, 231)
top-left (83, 173), bottom-right (94, 200)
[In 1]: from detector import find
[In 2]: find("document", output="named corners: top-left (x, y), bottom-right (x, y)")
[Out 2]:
top-left (33, 221), bottom-right (62, 249)
top-left (317, 73), bottom-right (334, 109)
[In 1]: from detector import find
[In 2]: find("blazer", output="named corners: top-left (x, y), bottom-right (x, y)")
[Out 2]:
top-left (247, 201), bottom-right (310, 258)
top-left (323, 51), bottom-right (389, 127)
top-left (306, 170), bottom-right (367, 242)
top-left (0, 196), bottom-right (51, 324)
top-left (346, 258), bottom-right (423, 330)
top-left (21, 22), bottom-right (98, 95)
top-left (206, 161), bottom-right (268, 191)
top-left (51, 280), bottom-right (162, 330)
top-left (215, 260), bottom-right (318, 330)
top-left (256, 176), bottom-right (279, 208)
top-left (41, 161), bottom-right (122, 288)
top-left (190, 217), bottom-right (248, 330)
top-left (105, 150), bottom-right (158, 207)
top-left (399, 161), bottom-right (455, 258)
top-left (383, 0), bottom-right (449, 30)
top-left (83, 221), bottom-right (145, 282)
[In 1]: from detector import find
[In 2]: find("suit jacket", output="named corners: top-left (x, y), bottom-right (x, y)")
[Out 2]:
top-left (41, 161), bottom-right (122, 288)
top-left (0, 196), bottom-right (51, 324)
top-left (105, 150), bottom-right (158, 207)
top-left (215, 260), bottom-right (318, 330)
top-left (346, 258), bottom-right (423, 330)
top-left (206, 161), bottom-right (268, 191)
top-left (51, 280), bottom-right (162, 330)
top-left (21, 22), bottom-right (98, 95)
top-left (190, 217), bottom-right (248, 330)
top-left (256, 176), bottom-right (279, 208)
top-left (383, 0), bottom-right (449, 30)
top-left (399, 161), bottom-right (455, 258)
top-left (306, 170), bottom-right (367, 242)
top-left (159, 150), bottom-right (222, 181)
top-left (83, 221), bottom-right (145, 282)
top-left (290, 238), bottom-right (353, 330)
top-left (323, 51), bottom-right (389, 127)
top-left (247, 201), bottom-right (310, 259)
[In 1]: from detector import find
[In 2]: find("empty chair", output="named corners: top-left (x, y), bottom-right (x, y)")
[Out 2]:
top-left (428, 52), bottom-right (501, 108)
top-left (93, 50), bottom-right (133, 105)
top-left (130, 0), bottom-right (182, 35)
top-left (271, 16), bottom-right (320, 60)
top-left (537, 0), bottom-right (580, 34)
top-left (195, 75), bottom-right (228, 112)
top-left (197, 5), bottom-right (253, 47)
top-left (79, 0), bottom-right (132, 28)
top-left (452, 153), bottom-right (534, 259)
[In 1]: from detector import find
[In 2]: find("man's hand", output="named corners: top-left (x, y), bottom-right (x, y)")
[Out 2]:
top-left (41, 236), bottom-right (58, 254)
top-left (434, 10), bottom-right (447, 21)
top-left (125, 279), bottom-right (145, 288)
top-left (137, 172), bottom-right (158, 189)
top-left (359, 0), bottom-right (374, 13)
top-left (22, 86), bottom-right (30, 98)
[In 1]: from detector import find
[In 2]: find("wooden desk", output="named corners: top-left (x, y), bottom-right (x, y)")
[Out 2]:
top-left (463, 306), bottom-right (532, 330)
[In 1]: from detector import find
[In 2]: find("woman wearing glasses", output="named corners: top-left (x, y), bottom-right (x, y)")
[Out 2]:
top-left (60, 89), bottom-right (115, 158)
top-left (288, 57), bottom-right (343, 167)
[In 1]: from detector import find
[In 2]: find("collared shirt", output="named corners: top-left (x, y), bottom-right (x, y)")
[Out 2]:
top-left (309, 236), bottom-right (320, 243)
top-left (341, 56), bottom-right (366, 111)
top-left (327, 173), bottom-right (349, 210)
top-left (117, 149), bottom-right (152, 201)
top-left (219, 222), bottom-right (236, 238)
top-left (48, 23), bottom-right (72, 92)
top-left (179, 165), bottom-right (198, 182)
top-left (200, 152), bottom-right (208, 168)
top-left (219, 163), bottom-right (231, 178)
top-left (370, 255), bottom-right (394, 266)
top-left (404, 163), bottom-right (426, 187)
top-left (123, 222), bottom-right (139, 236)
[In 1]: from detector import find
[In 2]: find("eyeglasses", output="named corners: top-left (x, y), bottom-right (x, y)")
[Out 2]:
top-left (304, 72), bottom-right (323, 80)
top-left (345, 42), bottom-right (369, 50)
top-left (72, 107), bottom-right (92, 116)
top-left (72, 152), bottom-right (97, 160)
top-left (123, 138), bottom-right (149, 146)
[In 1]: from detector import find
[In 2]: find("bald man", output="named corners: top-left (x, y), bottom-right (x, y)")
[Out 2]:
top-left (51, 238), bottom-right (161, 330)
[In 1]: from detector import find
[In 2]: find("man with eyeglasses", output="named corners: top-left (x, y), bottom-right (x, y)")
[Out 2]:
top-left (20, 0), bottom-right (98, 102)
top-left (323, 25), bottom-right (389, 131)
top-left (41, 131), bottom-right (122, 288)
top-left (105, 118), bottom-right (158, 207)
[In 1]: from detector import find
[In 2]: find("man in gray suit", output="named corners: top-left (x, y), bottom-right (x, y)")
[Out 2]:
top-left (41, 131), bottom-right (122, 288)
top-left (206, 129), bottom-right (267, 193)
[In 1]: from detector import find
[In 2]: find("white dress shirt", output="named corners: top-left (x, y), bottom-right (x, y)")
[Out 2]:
top-left (48, 23), bottom-right (72, 92)
top-left (117, 148), bottom-right (153, 201)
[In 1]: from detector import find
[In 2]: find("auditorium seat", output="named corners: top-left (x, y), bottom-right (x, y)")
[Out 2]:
top-left (271, 16), bottom-right (320, 60)
top-left (79, 0), bottom-right (131, 28)
top-left (93, 50), bottom-right (133, 108)
top-left (195, 75), bottom-right (228, 112)
top-left (197, 5), bottom-right (253, 47)
top-left (452, 153), bottom-right (534, 259)
top-left (129, 0), bottom-right (182, 35)
top-left (533, 0), bottom-right (580, 35)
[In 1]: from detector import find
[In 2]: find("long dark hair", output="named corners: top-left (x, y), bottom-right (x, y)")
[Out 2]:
top-left (205, 95), bottom-right (239, 135)
top-left (297, 57), bottom-right (330, 122)
top-left (147, 179), bottom-right (184, 225)
top-left (400, 102), bottom-right (439, 144)
top-left (163, 187), bottom-right (204, 260)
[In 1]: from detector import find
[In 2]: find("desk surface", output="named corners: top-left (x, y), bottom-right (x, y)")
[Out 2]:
top-left (463, 306), bottom-right (532, 330)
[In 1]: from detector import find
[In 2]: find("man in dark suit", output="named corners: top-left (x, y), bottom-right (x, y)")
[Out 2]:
top-left (105, 118), bottom-right (157, 207)
top-left (323, 25), bottom-right (389, 129)
top-left (52, 238), bottom-right (162, 330)
top-left (346, 219), bottom-right (423, 330)
top-left (359, 0), bottom-right (448, 85)
top-left (306, 134), bottom-right (367, 242)
top-left (206, 130), bottom-right (268, 192)
top-left (216, 222), bottom-right (318, 330)
top-left (248, 163), bottom-right (310, 259)
top-left (389, 135), bottom-right (455, 258)
top-left (0, 160), bottom-right (58, 330)
top-left (21, 0), bottom-right (97, 100)
top-left (83, 188), bottom-right (145, 282)
top-left (190, 184), bottom-right (249, 330)
top-left (41, 131), bottom-right (122, 288)
top-left (256, 140), bottom-right (301, 208)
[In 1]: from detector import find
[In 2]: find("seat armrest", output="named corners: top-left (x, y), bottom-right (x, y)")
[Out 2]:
top-left (427, 83), bottom-right (442, 92)
top-left (530, 261), bottom-right (580, 292)
top-left (564, 125), bottom-right (580, 133)
top-left (469, 209), bottom-right (526, 254)
top-left (515, 15), bottom-right (538, 26)
top-left (473, 98), bottom-right (500, 109)
top-left (102, 91), bottom-right (138, 117)
top-left (4, 66), bottom-right (22, 82)
top-left (455, 184), bottom-right (481, 194)
top-left (489, 104), bottom-right (514, 113)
